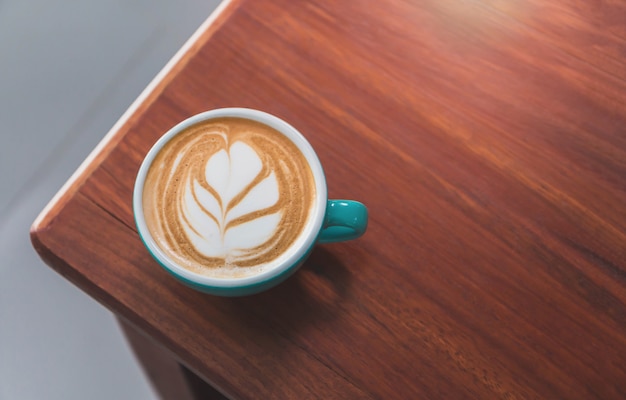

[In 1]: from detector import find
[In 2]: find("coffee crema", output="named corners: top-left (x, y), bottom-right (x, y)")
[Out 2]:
top-left (142, 117), bottom-right (316, 278)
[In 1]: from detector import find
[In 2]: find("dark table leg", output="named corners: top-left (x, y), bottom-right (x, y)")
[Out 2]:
top-left (117, 317), bottom-right (228, 400)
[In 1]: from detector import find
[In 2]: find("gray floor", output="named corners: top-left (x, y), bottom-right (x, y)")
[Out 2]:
top-left (0, 1), bottom-right (222, 398)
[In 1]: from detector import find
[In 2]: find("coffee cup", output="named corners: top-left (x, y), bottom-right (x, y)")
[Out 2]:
top-left (133, 108), bottom-right (367, 296)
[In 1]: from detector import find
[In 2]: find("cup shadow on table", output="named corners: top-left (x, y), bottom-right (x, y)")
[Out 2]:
top-left (173, 247), bottom-right (356, 390)
top-left (211, 246), bottom-right (354, 337)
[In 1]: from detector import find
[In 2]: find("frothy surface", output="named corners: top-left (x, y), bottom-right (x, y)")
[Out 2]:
top-left (142, 117), bottom-right (315, 278)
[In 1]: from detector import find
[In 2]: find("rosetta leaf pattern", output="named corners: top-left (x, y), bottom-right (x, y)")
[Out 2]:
top-left (181, 141), bottom-right (281, 258)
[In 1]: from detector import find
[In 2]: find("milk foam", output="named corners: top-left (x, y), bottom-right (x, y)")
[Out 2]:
top-left (181, 141), bottom-right (281, 257)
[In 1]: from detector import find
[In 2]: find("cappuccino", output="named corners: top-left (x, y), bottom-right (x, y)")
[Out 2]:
top-left (142, 117), bottom-right (316, 278)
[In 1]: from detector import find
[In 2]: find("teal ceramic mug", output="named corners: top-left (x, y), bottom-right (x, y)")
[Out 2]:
top-left (133, 108), bottom-right (367, 296)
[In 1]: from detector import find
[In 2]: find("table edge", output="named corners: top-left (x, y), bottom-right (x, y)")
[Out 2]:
top-left (29, 0), bottom-right (241, 239)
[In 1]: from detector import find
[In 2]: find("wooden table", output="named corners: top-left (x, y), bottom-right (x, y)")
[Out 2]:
top-left (31, 0), bottom-right (626, 398)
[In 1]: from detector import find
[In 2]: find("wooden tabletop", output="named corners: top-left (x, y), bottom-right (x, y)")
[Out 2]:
top-left (31, 0), bottom-right (626, 398)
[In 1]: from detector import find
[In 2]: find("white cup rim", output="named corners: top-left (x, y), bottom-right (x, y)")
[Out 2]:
top-left (133, 108), bottom-right (327, 288)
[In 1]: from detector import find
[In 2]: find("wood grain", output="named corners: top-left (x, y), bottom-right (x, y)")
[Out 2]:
top-left (31, 0), bottom-right (626, 398)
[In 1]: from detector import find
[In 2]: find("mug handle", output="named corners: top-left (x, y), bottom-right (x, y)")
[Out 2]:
top-left (317, 200), bottom-right (368, 244)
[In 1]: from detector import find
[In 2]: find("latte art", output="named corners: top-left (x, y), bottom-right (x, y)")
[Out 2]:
top-left (184, 140), bottom-right (281, 256)
top-left (142, 118), bottom-right (315, 278)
